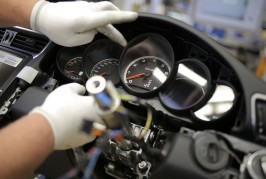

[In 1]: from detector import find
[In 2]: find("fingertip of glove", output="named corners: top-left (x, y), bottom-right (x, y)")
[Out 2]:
top-left (124, 11), bottom-right (138, 20)
top-left (118, 38), bottom-right (127, 47)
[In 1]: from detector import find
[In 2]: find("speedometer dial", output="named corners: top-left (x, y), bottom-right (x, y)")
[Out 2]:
top-left (90, 58), bottom-right (120, 85)
top-left (123, 56), bottom-right (170, 92)
top-left (83, 39), bottom-right (123, 85)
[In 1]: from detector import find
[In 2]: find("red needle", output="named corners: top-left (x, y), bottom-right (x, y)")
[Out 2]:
top-left (126, 73), bottom-right (145, 80)
top-left (66, 70), bottom-right (75, 74)
top-left (99, 72), bottom-right (106, 76)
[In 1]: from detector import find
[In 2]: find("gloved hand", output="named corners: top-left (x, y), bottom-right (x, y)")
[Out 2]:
top-left (30, 0), bottom-right (138, 47)
top-left (30, 83), bottom-right (102, 150)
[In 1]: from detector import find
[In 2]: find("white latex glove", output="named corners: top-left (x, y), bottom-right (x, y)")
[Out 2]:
top-left (30, 0), bottom-right (138, 47)
top-left (30, 83), bottom-right (103, 150)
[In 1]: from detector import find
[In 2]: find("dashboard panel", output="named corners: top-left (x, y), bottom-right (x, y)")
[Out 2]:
top-left (1, 13), bottom-right (266, 179)
top-left (52, 16), bottom-right (244, 131)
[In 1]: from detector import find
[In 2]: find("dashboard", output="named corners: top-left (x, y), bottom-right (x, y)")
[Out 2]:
top-left (53, 24), bottom-right (239, 128)
top-left (1, 13), bottom-right (266, 179)
top-left (52, 17), bottom-right (242, 130)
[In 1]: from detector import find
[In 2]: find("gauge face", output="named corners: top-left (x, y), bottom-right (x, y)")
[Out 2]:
top-left (120, 33), bottom-right (175, 96)
top-left (90, 58), bottom-right (120, 84)
top-left (83, 39), bottom-right (123, 85)
top-left (63, 57), bottom-right (83, 81)
top-left (123, 56), bottom-right (170, 92)
top-left (56, 46), bottom-right (85, 82)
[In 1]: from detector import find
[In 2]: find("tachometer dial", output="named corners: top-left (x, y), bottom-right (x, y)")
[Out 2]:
top-left (123, 56), bottom-right (170, 92)
top-left (64, 57), bottom-right (83, 81)
top-left (119, 33), bottom-right (175, 96)
top-left (90, 58), bottom-right (120, 85)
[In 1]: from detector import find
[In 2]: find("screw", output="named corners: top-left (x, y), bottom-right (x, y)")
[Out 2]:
top-left (138, 161), bottom-right (147, 170)
top-left (107, 163), bottom-right (115, 171)
top-left (149, 131), bottom-right (155, 143)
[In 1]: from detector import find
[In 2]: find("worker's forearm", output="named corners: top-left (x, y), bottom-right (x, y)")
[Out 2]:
top-left (0, 113), bottom-right (54, 179)
top-left (0, 0), bottom-right (37, 28)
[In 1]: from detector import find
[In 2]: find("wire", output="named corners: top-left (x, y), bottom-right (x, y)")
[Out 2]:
top-left (109, 129), bottom-right (123, 138)
top-left (118, 93), bottom-right (138, 102)
top-left (82, 148), bottom-right (102, 179)
top-left (117, 93), bottom-right (153, 139)
top-left (139, 107), bottom-right (152, 139)
top-left (82, 130), bottom-right (124, 179)
top-left (58, 168), bottom-right (80, 179)
top-left (124, 135), bottom-right (162, 160)
top-left (217, 144), bottom-right (242, 165)
top-left (58, 129), bottom-right (124, 179)
top-left (209, 131), bottom-right (243, 165)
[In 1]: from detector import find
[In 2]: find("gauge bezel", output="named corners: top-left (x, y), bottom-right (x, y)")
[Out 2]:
top-left (119, 33), bottom-right (175, 97)
top-left (56, 46), bottom-right (85, 82)
top-left (83, 39), bottom-right (123, 85)
top-left (159, 58), bottom-right (212, 113)
top-left (191, 80), bottom-right (238, 123)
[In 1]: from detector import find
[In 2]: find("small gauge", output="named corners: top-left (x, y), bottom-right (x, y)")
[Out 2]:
top-left (90, 58), bottom-right (120, 85)
top-left (123, 56), bottom-right (170, 92)
top-left (56, 46), bottom-right (85, 82)
top-left (63, 57), bottom-right (83, 81)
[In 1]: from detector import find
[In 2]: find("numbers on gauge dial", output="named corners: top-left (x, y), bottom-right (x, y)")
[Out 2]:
top-left (90, 58), bottom-right (120, 85)
top-left (64, 57), bottom-right (83, 81)
top-left (123, 56), bottom-right (170, 92)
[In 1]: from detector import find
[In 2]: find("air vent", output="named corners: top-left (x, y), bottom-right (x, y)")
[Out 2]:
top-left (255, 99), bottom-right (266, 136)
top-left (11, 32), bottom-right (49, 54)
top-left (251, 94), bottom-right (266, 140)
top-left (1, 30), bottom-right (17, 45)
top-left (0, 29), bottom-right (6, 41)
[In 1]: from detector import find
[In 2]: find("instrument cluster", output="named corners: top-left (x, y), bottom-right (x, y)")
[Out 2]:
top-left (56, 33), bottom-right (174, 95)
top-left (120, 33), bottom-right (175, 97)
top-left (55, 32), bottom-right (238, 126)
